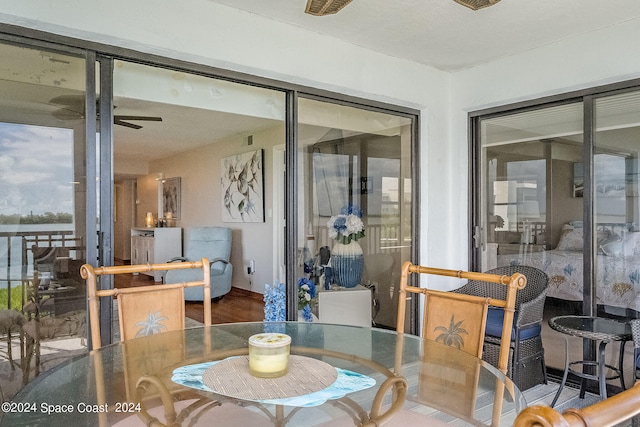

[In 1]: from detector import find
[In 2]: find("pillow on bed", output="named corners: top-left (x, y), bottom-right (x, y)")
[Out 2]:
top-left (557, 228), bottom-right (583, 250)
top-left (601, 239), bottom-right (623, 257)
top-left (557, 225), bottom-right (612, 251)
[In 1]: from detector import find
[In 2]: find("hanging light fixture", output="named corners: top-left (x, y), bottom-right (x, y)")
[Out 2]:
top-left (305, 0), bottom-right (353, 16)
top-left (453, 0), bottom-right (501, 10)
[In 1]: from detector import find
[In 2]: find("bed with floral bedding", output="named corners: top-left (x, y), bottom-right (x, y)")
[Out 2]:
top-left (496, 222), bottom-right (640, 314)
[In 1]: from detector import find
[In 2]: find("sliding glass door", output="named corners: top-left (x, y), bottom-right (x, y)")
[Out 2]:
top-left (0, 31), bottom-right (419, 402)
top-left (593, 90), bottom-right (640, 319)
top-left (110, 59), bottom-right (286, 307)
top-left (474, 86), bottom-right (640, 385)
top-left (476, 102), bottom-right (584, 373)
top-left (297, 97), bottom-right (414, 330)
top-left (0, 41), bottom-right (90, 397)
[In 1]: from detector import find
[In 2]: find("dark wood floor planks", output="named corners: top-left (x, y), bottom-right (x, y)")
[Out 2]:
top-left (113, 269), bottom-right (264, 324)
top-left (186, 287), bottom-right (265, 324)
top-left (113, 258), bottom-right (265, 324)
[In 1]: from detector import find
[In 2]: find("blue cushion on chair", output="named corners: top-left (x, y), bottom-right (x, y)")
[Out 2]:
top-left (485, 307), bottom-right (542, 341)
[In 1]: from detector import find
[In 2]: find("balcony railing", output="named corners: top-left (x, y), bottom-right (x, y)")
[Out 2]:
top-left (314, 223), bottom-right (410, 254)
top-left (0, 230), bottom-right (84, 310)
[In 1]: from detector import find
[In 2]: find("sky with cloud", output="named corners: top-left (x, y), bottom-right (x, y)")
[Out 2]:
top-left (0, 122), bottom-right (74, 216)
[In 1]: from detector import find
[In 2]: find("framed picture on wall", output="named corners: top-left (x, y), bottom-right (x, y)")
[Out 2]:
top-left (160, 177), bottom-right (181, 220)
top-left (221, 149), bottom-right (264, 222)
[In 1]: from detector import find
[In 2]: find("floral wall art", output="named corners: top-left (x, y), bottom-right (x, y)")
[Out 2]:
top-left (221, 149), bottom-right (264, 222)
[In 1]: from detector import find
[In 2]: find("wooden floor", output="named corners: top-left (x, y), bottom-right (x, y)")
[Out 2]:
top-left (113, 269), bottom-right (265, 324)
top-left (185, 287), bottom-right (265, 324)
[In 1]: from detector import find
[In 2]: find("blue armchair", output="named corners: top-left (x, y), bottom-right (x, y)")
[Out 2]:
top-left (165, 227), bottom-right (233, 300)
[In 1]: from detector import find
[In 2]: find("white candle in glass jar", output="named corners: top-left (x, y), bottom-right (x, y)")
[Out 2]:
top-left (248, 333), bottom-right (291, 378)
top-left (145, 212), bottom-right (154, 228)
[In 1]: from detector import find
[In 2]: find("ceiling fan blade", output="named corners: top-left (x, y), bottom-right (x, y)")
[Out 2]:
top-left (453, 0), bottom-right (501, 11)
top-left (114, 119), bottom-right (143, 130)
top-left (305, 0), bottom-right (352, 16)
top-left (52, 107), bottom-right (83, 121)
top-left (49, 94), bottom-right (85, 107)
top-left (50, 95), bottom-right (163, 129)
top-left (114, 115), bottom-right (162, 122)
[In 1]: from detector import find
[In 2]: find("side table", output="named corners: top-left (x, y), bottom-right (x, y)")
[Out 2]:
top-left (318, 285), bottom-right (372, 327)
top-left (548, 315), bottom-right (632, 407)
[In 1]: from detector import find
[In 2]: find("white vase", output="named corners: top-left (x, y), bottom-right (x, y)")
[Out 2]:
top-left (331, 241), bottom-right (364, 288)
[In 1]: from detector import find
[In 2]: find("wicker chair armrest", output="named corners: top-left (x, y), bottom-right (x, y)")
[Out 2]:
top-left (515, 290), bottom-right (547, 328)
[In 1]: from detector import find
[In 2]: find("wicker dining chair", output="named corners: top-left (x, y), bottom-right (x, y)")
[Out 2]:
top-left (395, 261), bottom-right (525, 426)
top-left (454, 265), bottom-right (549, 390)
top-left (396, 261), bottom-right (525, 374)
top-left (81, 259), bottom-right (213, 427)
top-left (81, 258), bottom-right (211, 350)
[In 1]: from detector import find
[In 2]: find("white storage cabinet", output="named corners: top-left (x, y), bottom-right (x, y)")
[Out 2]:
top-left (318, 285), bottom-right (372, 327)
top-left (131, 228), bottom-right (182, 281)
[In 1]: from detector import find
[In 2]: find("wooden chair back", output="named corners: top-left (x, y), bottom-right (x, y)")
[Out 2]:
top-left (396, 261), bottom-right (526, 374)
top-left (514, 381), bottom-right (640, 426)
top-left (81, 258), bottom-right (211, 350)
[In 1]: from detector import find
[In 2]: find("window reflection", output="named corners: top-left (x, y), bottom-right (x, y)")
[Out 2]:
top-left (0, 41), bottom-right (87, 401)
top-left (594, 91), bottom-right (640, 321)
top-left (298, 98), bottom-right (412, 330)
top-left (479, 102), bottom-right (584, 375)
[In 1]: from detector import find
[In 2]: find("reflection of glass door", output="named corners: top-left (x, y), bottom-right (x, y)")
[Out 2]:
top-left (594, 91), bottom-right (640, 320)
top-left (297, 98), bottom-right (414, 330)
top-left (0, 41), bottom-right (89, 399)
top-left (475, 102), bottom-right (584, 375)
top-left (475, 91), bottom-right (640, 386)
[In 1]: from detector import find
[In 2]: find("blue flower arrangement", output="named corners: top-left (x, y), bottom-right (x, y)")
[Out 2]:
top-left (298, 277), bottom-right (317, 322)
top-left (327, 204), bottom-right (365, 245)
top-left (263, 282), bottom-right (286, 322)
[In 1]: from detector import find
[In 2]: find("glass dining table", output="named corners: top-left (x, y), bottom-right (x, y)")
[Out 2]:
top-left (0, 322), bottom-right (525, 427)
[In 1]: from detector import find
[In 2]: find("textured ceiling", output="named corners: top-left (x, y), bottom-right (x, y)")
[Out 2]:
top-left (210, 0), bottom-right (640, 71)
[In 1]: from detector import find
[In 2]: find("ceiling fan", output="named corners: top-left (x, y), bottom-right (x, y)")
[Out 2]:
top-left (49, 95), bottom-right (163, 130)
top-left (453, 0), bottom-right (501, 10)
top-left (304, 0), bottom-right (500, 16)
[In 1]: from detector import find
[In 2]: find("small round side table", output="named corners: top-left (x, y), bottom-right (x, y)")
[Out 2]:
top-left (548, 315), bottom-right (632, 407)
